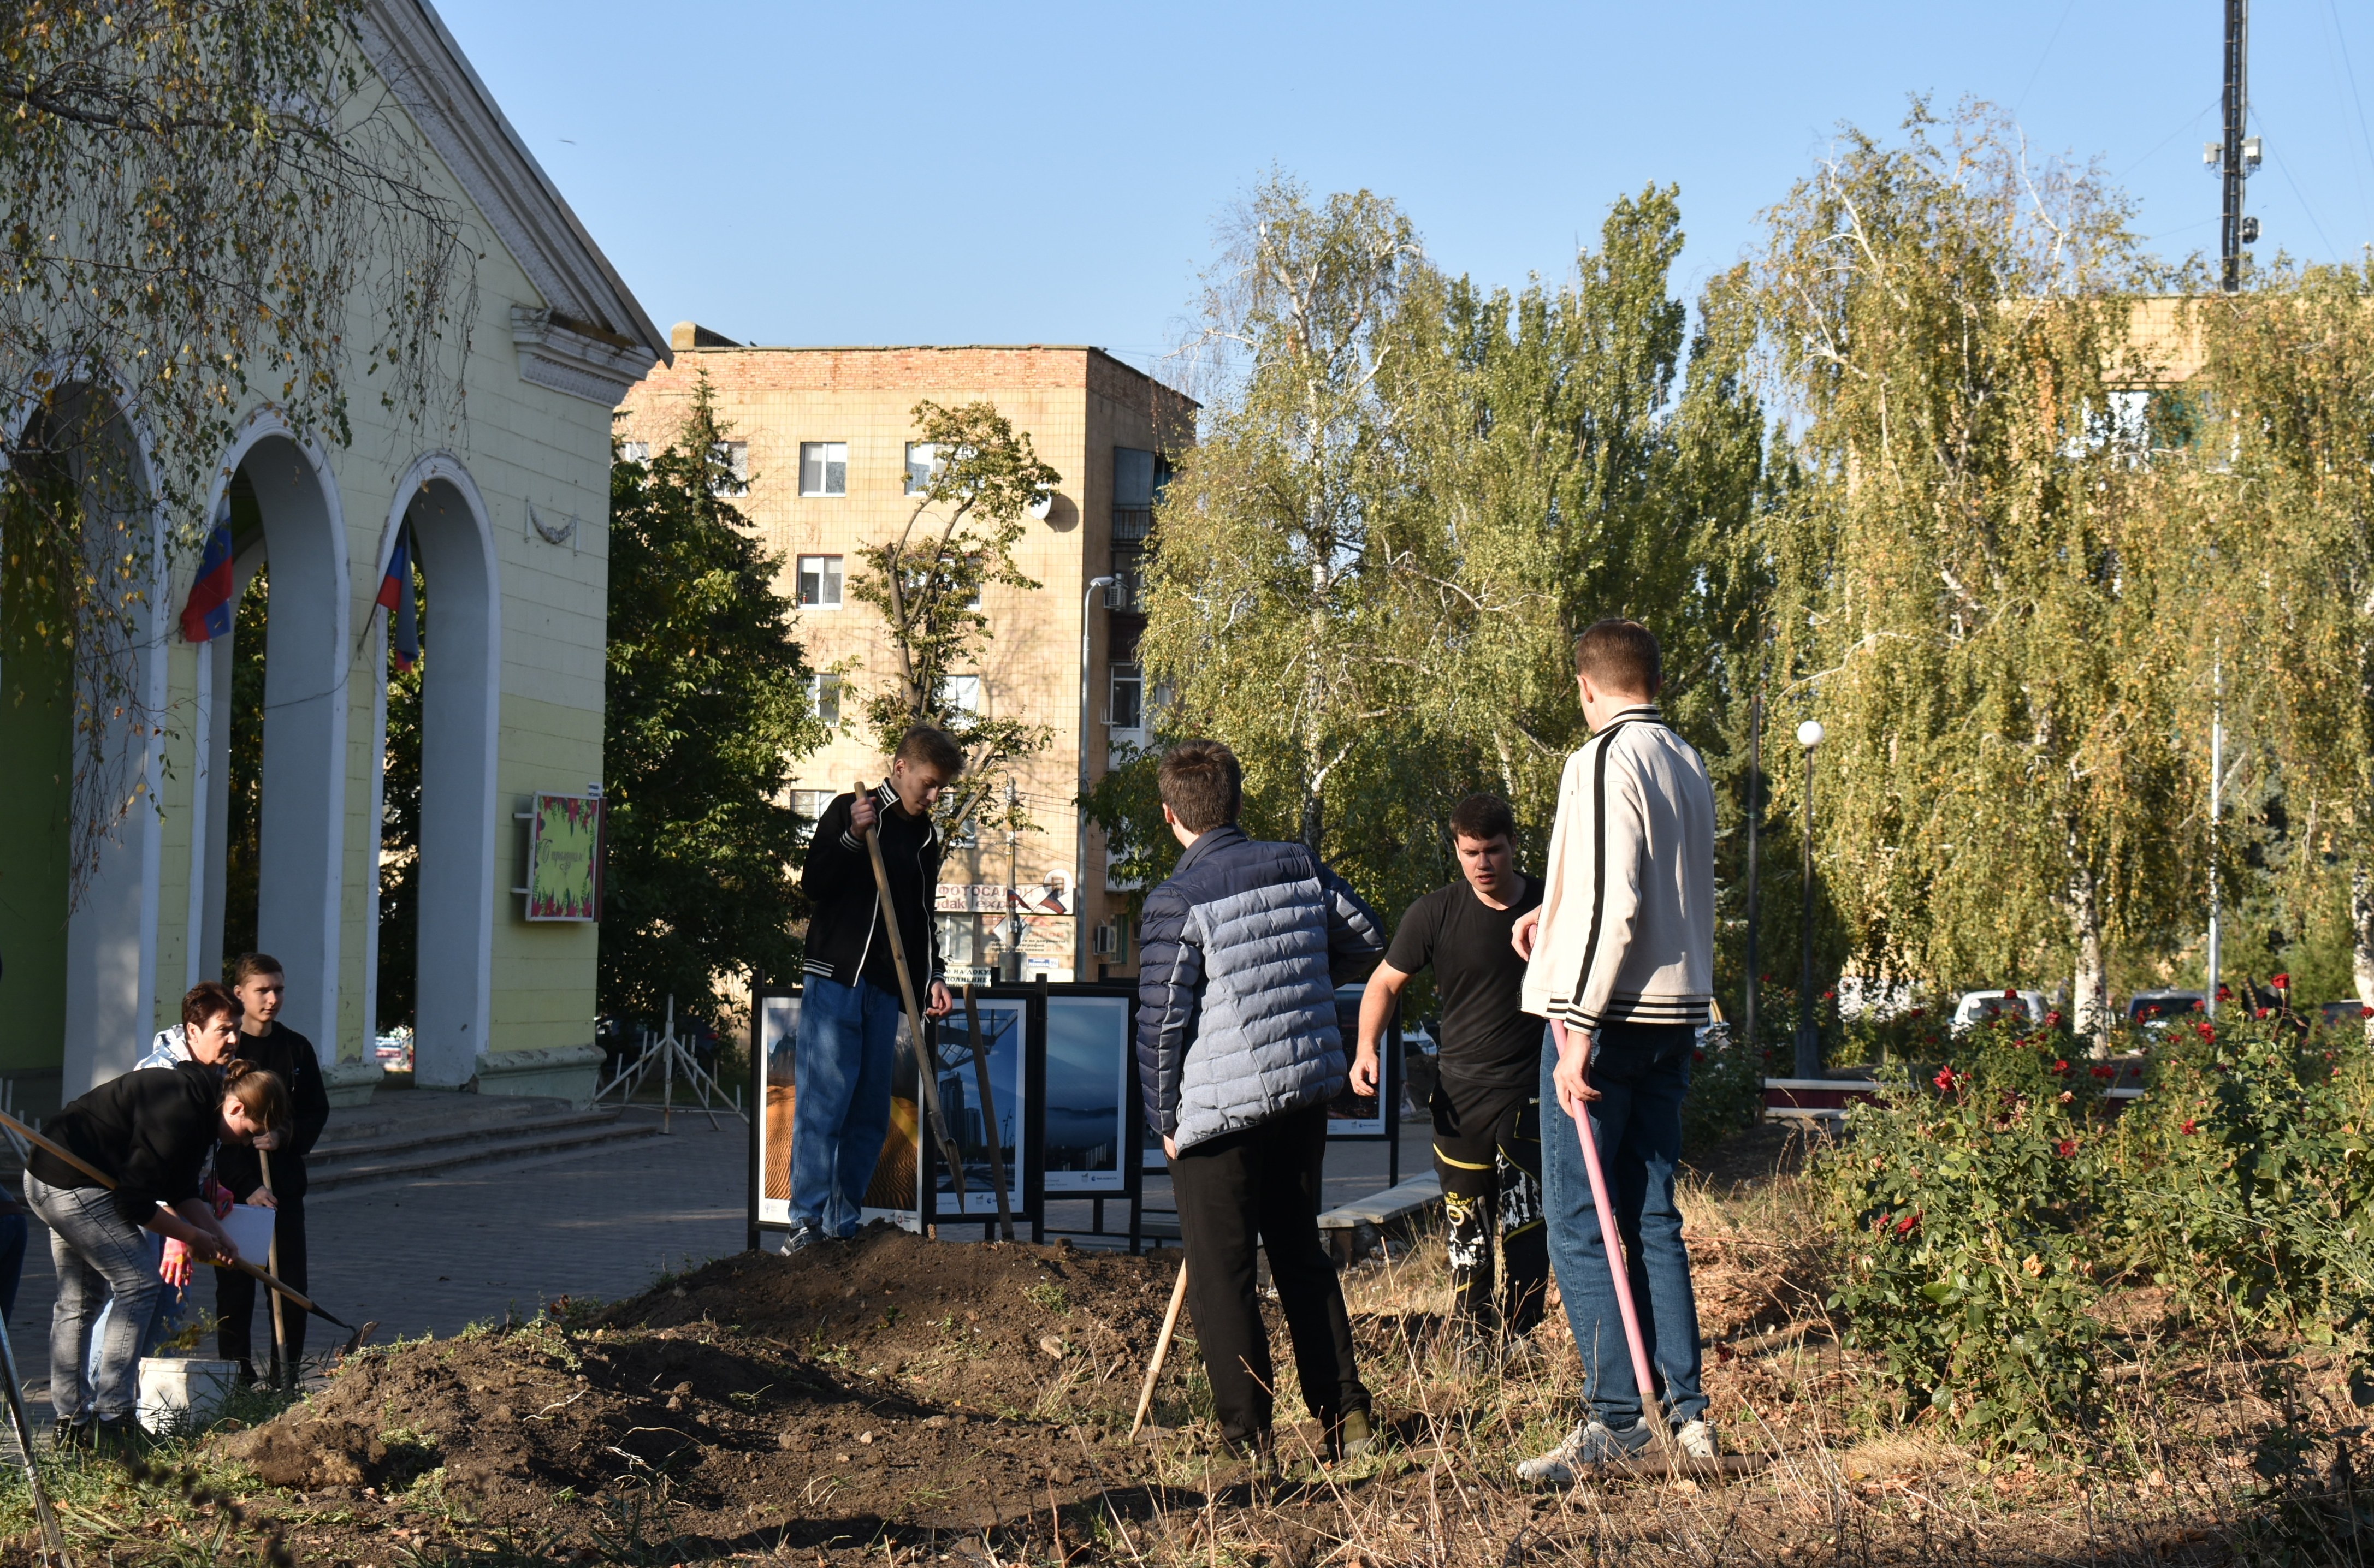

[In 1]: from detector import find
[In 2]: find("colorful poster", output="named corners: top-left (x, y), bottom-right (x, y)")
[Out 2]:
top-left (756, 993), bottom-right (922, 1232)
top-left (525, 793), bottom-right (603, 920)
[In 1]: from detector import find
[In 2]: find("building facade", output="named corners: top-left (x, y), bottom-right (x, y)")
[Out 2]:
top-left (0, 2), bottom-right (666, 1111)
top-left (616, 338), bottom-right (1194, 983)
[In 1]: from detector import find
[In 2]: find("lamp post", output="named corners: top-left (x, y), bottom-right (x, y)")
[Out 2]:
top-left (1795, 718), bottom-right (1825, 1078)
top-left (1075, 575), bottom-right (1117, 980)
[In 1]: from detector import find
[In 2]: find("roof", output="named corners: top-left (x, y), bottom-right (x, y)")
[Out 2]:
top-left (355, 0), bottom-right (670, 382)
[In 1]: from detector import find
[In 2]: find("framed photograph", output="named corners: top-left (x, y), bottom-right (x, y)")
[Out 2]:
top-left (524, 793), bottom-right (603, 920)
top-left (927, 995), bottom-right (1027, 1219)
top-left (1042, 994), bottom-right (1130, 1192)
top-left (750, 986), bottom-right (923, 1236)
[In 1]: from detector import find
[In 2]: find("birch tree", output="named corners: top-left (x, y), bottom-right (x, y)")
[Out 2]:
top-left (1753, 101), bottom-right (2194, 1036)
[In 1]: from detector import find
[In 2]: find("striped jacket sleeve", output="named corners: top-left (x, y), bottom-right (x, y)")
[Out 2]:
top-left (1561, 738), bottom-right (1647, 1032)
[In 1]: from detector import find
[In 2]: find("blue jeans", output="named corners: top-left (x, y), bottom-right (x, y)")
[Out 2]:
top-left (790, 976), bottom-right (901, 1237)
top-left (25, 1174), bottom-right (162, 1425)
top-left (1540, 1020), bottom-right (1707, 1429)
top-left (87, 1231), bottom-right (182, 1383)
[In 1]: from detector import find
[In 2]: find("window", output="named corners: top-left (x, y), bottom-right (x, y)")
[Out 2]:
top-left (796, 555), bottom-right (843, 609)
top-left (712, 441), bottom-right (748, 495)
top-left (1108, 662), bottom-right (1143, 731)
top-left (616, 440), bottom-right (650, 465)
top-left (790, 789), bottom-right (834, 821)
top-left (800, 441), bottom-right (848, 496)
top-left (903, 442), bottom-right (941, 496)
top-left (943, 674), bottom-right (982, 717)
top-left (808, 672), bottom-right (843, 726)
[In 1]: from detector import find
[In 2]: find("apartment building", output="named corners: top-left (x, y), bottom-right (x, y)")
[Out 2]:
top-left (617, 330), bottom-right (1195, 983)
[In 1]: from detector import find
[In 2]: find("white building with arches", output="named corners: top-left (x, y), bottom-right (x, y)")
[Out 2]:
top-left (0, 3), bottom-right (667, 1111)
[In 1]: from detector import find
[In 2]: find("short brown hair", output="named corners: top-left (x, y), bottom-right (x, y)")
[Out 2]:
top-left (182, 981), bottom-right (241, 1034)
top-left (221, 1060), bottom-right (291, 1130)
top-left (230, 953), bottom-right (283, 987)
top-left (893, 724), bottom-right (965, 778)
top-left (1574, 619), bottom-right (1661, 697)
top-left (1449, 793), bottom-right (1515, 845)
top-left (1158, 740), bottom-right (1242, 834)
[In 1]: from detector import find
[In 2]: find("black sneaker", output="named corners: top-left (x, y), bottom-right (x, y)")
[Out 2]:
top-left (90, 1418), bottom-right (151, 1460)
top-left (50, 1420), bottom-right (86, 1452)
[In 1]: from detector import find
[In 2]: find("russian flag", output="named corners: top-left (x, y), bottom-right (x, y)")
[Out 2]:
top-left (378, 525), bottom-right (418, 672)
top-left (179, 496), bottom-right (235, 644)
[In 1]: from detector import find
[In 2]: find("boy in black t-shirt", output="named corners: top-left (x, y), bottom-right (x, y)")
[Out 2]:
top-left (1353, 794), bottom-right (1547, 1353)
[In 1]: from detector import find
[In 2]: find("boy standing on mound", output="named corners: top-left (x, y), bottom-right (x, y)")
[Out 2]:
top-left (1136, 740), bottom-right (1387, 1476)
top-left (790, 724), bottom-right (962, 1252)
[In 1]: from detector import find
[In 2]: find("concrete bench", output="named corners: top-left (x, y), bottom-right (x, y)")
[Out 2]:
top-left (1317, 1173), bottom-right (1443, 1265)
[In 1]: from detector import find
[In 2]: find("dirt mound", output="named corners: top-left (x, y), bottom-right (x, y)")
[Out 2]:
top-left (209, 1232), bottom-right (1189, 1543)
top-left (602, 1226), bottom-right (1186, 1420)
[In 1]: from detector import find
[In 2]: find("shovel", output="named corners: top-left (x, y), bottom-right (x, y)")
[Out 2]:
top-left (855, 781), bottom-right (972, 1219)
top-left (0, 1109), bottom-right (372, 1353)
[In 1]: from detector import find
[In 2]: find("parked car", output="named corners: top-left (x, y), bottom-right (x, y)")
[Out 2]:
top-left (1951, 989), bottom-right (2048, 1034)
top-left (2318, 1000), bottom-right (2371, 1032)
top-left (2127, 990), bottom-right (2205, 1032)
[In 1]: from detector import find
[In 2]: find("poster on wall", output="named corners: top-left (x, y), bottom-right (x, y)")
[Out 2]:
top-left (524, 793), bottom-right (604, 920)
top-left (755, 990), bottom-right (922, 1233)
top-left (929, 996), bottom-right (1027, 1217)
top-left (1044, 995), bottom-right (1129, 1192)
top-left (1324, 985), bottom-right (1395, 1139)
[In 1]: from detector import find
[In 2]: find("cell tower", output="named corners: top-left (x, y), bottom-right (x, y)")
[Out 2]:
top-left (2204, 0), bottom-right (2261, 292)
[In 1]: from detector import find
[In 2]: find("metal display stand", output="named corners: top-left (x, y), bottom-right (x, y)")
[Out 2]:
top-left (597, 996), bottom-right (747, 1133)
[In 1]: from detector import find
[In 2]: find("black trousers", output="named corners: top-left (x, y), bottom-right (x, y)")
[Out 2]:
top-left (216, 1194), bottom-right (307, 1370)
top-left (1431, 1077), bottom-right (1548, 1337)
top-left (1170, 1102), bottom-right (1370, 1449)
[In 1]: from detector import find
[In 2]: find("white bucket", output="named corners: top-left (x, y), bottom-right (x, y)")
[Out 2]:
top-left (137, 1357), bottom-right (239, 1435)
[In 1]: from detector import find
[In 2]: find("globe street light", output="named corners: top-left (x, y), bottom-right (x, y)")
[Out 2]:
top-left (1075, 575), bottom-right (1118, 979)
top-left (1795, 718), bottom-right (1825, 1079)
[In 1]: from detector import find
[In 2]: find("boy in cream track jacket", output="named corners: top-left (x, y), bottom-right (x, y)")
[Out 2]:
top-left (1512, 619), bottom-right (1719, 1482)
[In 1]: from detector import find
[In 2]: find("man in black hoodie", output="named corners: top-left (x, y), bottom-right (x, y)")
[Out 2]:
top-left (789, 724), bottom-right (962, 1251)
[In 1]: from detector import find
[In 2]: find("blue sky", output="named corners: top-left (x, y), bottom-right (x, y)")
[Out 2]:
top-left (446, 2), bottom-right (2374, 373)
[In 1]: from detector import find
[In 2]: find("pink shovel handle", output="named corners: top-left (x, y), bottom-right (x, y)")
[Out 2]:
top-left (1552, 1018), bottom-right (1666, 1430)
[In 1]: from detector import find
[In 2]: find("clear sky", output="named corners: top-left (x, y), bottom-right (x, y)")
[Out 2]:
top-left (444, 1), bottom-right (2374, 375)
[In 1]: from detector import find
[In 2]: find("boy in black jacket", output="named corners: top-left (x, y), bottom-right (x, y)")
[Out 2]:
top-left (789, 725), bottom-right (962, 1251)
top-left (214, 953), bottom-right (331, 1387)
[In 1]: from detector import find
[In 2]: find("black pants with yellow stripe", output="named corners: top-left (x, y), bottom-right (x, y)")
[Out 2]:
top-left (1431, 1076), bottom-right (1548, 1338)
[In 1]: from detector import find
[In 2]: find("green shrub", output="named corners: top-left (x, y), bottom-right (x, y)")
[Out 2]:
top-left (1815, 1015), bottom-right (2118, 1449)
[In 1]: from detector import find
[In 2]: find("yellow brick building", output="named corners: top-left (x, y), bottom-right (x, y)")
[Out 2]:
top-left (617, 337), bottom-right (1195, 983)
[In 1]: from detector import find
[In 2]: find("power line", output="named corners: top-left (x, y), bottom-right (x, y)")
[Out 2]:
top-left (2014, 0), bottom-right (2081, 116)
top-left (2324, 0), bottom-right (2374, 244)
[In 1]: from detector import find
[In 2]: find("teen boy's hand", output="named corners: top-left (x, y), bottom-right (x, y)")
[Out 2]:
top-left (1511, 906), bottom-right (1542, 960)
top-left (851, 788), bottom-right (877, 836)
top-left (1348, 1043), bottom-right (1381, 1097)
top-left (926, 980), bottom-right (952, 1018)
top-left (1548, 1018), bottom-right (1602, 1115)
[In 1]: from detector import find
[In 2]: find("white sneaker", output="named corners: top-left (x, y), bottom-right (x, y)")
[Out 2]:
top-left (1672, 1418), bottom-right (1717, 1459)
top-left (1516, 1419), bottom-right (1653, 1484)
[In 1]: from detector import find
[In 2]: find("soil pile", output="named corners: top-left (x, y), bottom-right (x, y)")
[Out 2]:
top-left (210, 1229), bottom-right (1188, 1543)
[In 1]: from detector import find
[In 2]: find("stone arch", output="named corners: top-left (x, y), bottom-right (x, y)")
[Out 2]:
top-left (187, 411), bottom-right (351, 1065)
top-left (369, 453), bottom-right (500, 1089)
top-left (1, 370), bottom-right (170, 1096)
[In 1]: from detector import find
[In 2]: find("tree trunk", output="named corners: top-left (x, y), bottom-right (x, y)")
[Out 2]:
top-left (2353, 866), bottom-right (2374, 1045)
top-left (2067, 863), bottom-right (2109, 1054)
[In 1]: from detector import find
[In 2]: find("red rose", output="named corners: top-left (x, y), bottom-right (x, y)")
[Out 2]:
top-left (2360, 1007), bottom-right (2372, 1020)
top-left (2045, 1009), bottom-right (2063, 1026)
top-left (2254, 1008), bottom-right (2269, 1020)
top-left (1909, 1007), bottom-right (1925, 1018)
top-left (2197, 1023), bottom-right (2215, 1043)
top-left (1821, 989), bottom-right (1836, 1001)
top-left (2003, 987), bottom-right (2018, 999)
top-left (2051, 1059), bottom-right (2070, 1074)
top-left (1933, 1066), bottom-right (1962, 1092)
top-left (2089, 1065), bottom-right (2114, 1079)
top-left (2180, 1120), bottom-right (2198, 1135)
top-left (2272, 973), bottom-right (2290, 988)
top-left (2055, 1138), bottom-right (2078, 1158)
top-left (1894, 1211), bottom-right (1920, 1237)
top-left (2213, 987), bottom-right (2231, 1003)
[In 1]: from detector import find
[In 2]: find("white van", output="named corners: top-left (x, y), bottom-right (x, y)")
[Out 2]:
top-left (1951, 989), bottom-right (2049, 1034)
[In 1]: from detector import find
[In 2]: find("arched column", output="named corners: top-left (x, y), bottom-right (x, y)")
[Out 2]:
top-left (371, 455), bottom-right (499, 1089)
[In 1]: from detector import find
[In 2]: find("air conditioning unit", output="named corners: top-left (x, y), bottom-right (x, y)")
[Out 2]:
top-left (1092, 921), bottom-right (1121, 958)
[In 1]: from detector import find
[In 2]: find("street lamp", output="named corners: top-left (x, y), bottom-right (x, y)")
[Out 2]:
top-left (1075, 575), bottom-right (1117, 979)
top-left (1794, 718), bottom-right (1825, 1078)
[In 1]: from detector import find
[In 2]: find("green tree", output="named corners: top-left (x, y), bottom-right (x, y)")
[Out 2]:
top-left (1751, 100), bottom-right (2193, 1035)
top-left (849, 399), bottom-right (1061, 836)
top-left (601, 379), bottom-right (826, 1023)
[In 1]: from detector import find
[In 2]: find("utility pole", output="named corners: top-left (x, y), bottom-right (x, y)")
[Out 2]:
top-left (2210, 0), bottom-right (2260, 293)
top-left (2207, 649), bottom-right (2224, 1016)
top-left (1000, 777), bottom-right (1021, 983)
top-left (1794, 719), bottom-right (1826, 1078)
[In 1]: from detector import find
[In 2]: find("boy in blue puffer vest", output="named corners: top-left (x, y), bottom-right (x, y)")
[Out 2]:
top-left (1136, 740), bottom-right (1387, 1476)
